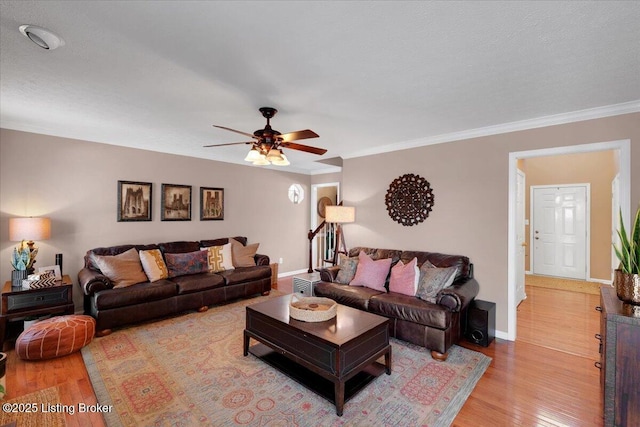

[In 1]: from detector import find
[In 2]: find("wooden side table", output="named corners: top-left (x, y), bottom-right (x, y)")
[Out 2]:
top-left (1, 275), bottom-right (74, 349)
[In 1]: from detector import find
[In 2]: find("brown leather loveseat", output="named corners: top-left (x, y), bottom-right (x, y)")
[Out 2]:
top-left (78, 236), bottom-right (271, 336)
top-left (315, 246), bottom-right (479, 361)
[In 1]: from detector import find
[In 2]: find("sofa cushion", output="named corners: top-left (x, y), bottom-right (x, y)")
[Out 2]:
top-left (205, 243), bottom-right (234, 272)
top-left (170, 272), bottom-right (226, 294)
top-left (388, 257), bottom-right (419, 296)
top-left (165, 250), bottom-right (209, 278)
top-left (335, 254), bottom-right (359, 284)
top-left (200, 236), bottom-right (247, 247)
top-left (92, 248), bottom-right (149, 288)
top-left (85, 244), bottom-right (159, 270)
top-left (314, 282), bottom-right (383, 311)
top-left (94, 280), bottom-right (177, 310)
top-left (139, 249), bottom-right (169, 282)
top-left (401, 250), bottom-right (471, 281)
top-left (416, 265), bottom-right (458, 303)
top-left (158, 241), bottom-right (201, 254)
top-left (350, 251), bottom-right (392, 291)
top-left (230, 238), bottom-right (259, 267)
top-left (348, 247), bottom-right (403, 264)
top-left (217, 265), bottom-right (271, 286)
top-left (369, 293), bottom-right (452, 330)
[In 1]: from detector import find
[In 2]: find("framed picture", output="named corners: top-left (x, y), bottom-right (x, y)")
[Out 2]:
top-left (162, 184), bottom-right (192, 221)
top-left (117, 180), bottom-right (152, 222)
top-left (200, 187), bottom-right (224, 220)
top-left (38, 265), bottom-right (62, 280)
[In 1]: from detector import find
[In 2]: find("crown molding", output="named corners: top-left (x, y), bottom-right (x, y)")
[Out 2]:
top-left (342, 100), bottom-right (640, 159)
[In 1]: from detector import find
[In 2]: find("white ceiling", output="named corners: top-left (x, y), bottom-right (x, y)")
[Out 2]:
top-left (1, 1), bottom-right (639, 174)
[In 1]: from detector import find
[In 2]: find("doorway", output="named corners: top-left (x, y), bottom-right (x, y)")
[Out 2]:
top-left (531, 184), bottom-right (589, 280)
top-left (507, 139), bottom-right (631, 341)
top-left (310, 182), bottom-right (340, 270)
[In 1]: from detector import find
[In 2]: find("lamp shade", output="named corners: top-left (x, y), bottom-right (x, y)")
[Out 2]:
top-left (325, 206), bottom-right (355, 224)
top-left (9, 217), bottom-right (51, 242)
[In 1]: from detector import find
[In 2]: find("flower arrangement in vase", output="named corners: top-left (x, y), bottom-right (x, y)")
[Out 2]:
top-left (10, 240), bottom-right (32, 287)
top-left (613, 205), bottom-right (640, 305)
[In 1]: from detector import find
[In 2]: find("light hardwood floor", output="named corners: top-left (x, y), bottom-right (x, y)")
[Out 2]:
top-left (4, 278), bottom-right (603, 426)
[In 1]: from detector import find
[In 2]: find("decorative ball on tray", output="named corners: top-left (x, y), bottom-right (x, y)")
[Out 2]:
top-left (289, 293), bottom-right (337, 322)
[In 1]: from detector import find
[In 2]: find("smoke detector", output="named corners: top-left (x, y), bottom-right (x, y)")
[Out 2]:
top-left (19, 25), bottom-right (65, 50)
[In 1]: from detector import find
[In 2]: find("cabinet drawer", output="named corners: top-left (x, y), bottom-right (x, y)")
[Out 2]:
top-left (6, 287), bottom-right (70, 312)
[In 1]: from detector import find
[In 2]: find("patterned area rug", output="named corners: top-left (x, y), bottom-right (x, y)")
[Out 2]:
top-left (82, 292), bottom-right (490, 426)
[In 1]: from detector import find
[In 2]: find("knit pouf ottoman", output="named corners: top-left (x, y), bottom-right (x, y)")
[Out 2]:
top-left (16, 315), bottom-right (96, 360)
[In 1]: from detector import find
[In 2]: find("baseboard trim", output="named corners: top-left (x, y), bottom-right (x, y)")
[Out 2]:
top-left (589, 278), bottom-right (612, 285)
top-left (495, 330), bottom-right (510, 341)
top-left (277, 268), bottom-right (309, 278)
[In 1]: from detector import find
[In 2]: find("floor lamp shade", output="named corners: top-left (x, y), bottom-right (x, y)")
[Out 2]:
top-left (324, 206), bottom-right (355, 266)
top-left (325, 206), bottom-right (355, 224)
top-left (9, 217), bottom-right (51, 242)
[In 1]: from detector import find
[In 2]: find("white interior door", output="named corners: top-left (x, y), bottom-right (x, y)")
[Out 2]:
top-left (532, 185), bottom-right (588, 280)
top-left (516, 169), bottom-right (526, 304)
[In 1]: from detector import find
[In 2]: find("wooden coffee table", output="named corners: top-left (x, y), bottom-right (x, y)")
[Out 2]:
top-left (244, 295), bottom-right (391, 416)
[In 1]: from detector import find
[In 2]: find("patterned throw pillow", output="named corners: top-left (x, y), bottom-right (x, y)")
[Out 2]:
top-left (92, 248), bottom-right (148, 288)
top-left (164, 250), bottom-right (208, 278)
top-left (205, 243), bottom-right (234, 273)
top-left (389, 257), bottom-right (420, 296)
top-left (139, 249), bottom-right (169, 282)
top-left (335, 254), bottom-right (359, 284)
top-left (230, 238), bottom-right (259, 267)
top-left (350, 251), bottom-right (392, 292)
top-left (416, 266), bottom-right (458, 303)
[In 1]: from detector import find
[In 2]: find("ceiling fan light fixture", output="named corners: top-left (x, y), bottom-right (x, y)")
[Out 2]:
top-left (244, 147), bottom-right (262, 162)
top-left (19, 25), bottom-right (65, 50)
top-left (271, 153), bottom-right (290, 166)
top-left (252, 154), bottom-right (270, 166)
top-left (266, 148), bottom-right (284, 162)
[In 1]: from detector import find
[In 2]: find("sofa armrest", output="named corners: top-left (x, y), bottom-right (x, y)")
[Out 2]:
top-left (436, 278), bottom-right (479, 312)
top-left (255, 254), bottom-right (270, 266)
top-left (78, 268), bottom-right (114, 296)
top-left (316, 266), bottom-right (341, 282)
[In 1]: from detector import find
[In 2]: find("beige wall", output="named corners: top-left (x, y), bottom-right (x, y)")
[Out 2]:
top-left (0, 129), bottom-right (312, 311)
top-left (342, 112), bottom-right (640, 335)
top-left (522, 151), bottom-right (617, 280)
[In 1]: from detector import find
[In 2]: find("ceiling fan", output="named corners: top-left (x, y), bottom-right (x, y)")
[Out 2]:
top-left (204, 107), bottom-right (327, 166)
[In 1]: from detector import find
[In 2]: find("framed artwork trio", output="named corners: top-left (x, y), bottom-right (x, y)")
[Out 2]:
top-left (117, 181), bottom-right (224, 222)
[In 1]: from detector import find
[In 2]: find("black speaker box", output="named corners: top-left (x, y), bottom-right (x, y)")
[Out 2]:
top-left (465, 299), bottom-right (495, 347)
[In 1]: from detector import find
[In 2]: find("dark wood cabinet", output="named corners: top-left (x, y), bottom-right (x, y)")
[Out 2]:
top-left (597, 286), bottom-right (640, 427)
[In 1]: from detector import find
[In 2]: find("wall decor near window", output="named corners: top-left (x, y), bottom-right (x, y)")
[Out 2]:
top-left (200, 187), bottom-right (224, 220)
top-left (117, 180), bottom-right (152, 222)
top-left (161, 184), bottom-right (192, 221)
top-left (385, 173), bottom-right (434, 226)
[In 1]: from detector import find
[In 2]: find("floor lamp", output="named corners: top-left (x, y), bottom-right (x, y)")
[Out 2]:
top-left (325, 205), bottom-right (355, 266)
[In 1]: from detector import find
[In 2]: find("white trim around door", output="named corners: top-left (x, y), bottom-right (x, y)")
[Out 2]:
top-left (506, 139), bottom-right (630, 341)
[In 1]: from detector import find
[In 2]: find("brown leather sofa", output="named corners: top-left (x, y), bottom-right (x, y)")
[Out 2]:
top-left (315, 246), bottom-right (479, 361)
top-left (78, 236), bottom-right (271, 336)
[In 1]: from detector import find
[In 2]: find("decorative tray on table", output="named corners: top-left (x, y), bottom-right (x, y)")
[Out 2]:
top-left (289, 293), bottom-right (337, 322)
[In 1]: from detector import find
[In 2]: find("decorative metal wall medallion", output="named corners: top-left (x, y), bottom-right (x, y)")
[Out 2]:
top-left (385, 173), bottom-right (434, 226)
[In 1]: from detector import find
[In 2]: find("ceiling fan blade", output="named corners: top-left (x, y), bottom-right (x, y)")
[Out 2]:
top-left (281, 142), bottom-right (327, 155)
top-left (213, 125), bottom-right (258, 139)
top-left (278, 129), bottom-right (319, 142)
top-left (203, 141), bottom-right (254, 148)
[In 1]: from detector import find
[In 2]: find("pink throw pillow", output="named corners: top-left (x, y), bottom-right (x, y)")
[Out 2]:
top-left (389, 257), bottom-right (420, 296)
top-left (350, 251), bottom-right (392, 292)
